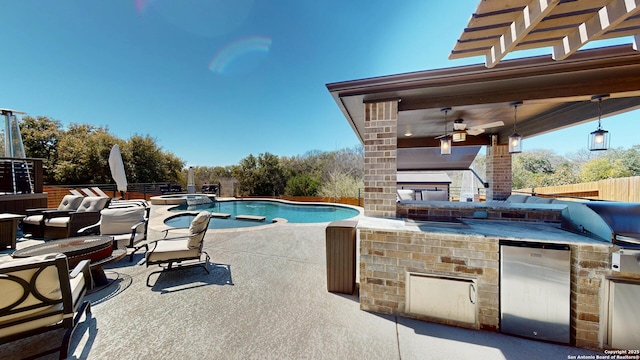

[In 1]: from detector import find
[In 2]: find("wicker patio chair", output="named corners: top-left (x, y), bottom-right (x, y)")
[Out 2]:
top-left (42, 196), bottom-right (111, 239)
top-left (21, 195), bottom-right (84, 238)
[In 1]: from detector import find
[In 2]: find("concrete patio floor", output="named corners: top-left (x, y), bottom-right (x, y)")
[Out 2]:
top-left (1, 206), bottom-right (604, 359)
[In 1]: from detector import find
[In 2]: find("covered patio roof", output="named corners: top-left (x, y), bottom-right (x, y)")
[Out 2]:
top-left (326, 45), bottom-right (640, 169)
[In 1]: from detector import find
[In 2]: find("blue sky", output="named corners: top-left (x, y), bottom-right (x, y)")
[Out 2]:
top-left (1, 1), bottom-right (638, 167)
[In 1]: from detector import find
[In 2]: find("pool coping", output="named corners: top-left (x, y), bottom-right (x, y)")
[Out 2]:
top-left (148, 197), bottom-right (364, 235)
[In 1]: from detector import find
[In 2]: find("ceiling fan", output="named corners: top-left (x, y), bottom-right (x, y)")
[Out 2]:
top-left (436, 118), bottom-right (504, 142)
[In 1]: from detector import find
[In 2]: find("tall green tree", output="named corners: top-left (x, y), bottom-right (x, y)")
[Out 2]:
top-left (19, 116), bottom-right (62, 183)
top-left (579, 157), bottom-right (632, 182)
top-left (19, 117), bottom-right (185, 185)
top-left (231, 152), bottom-right (287, 196)
top-left (53, 124), bottom-right (118, 184)
top-left (285, 173), bottom-right (321, 196)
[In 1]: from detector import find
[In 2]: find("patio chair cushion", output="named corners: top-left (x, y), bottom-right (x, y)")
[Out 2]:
top-left (187, 211), bottom-right (210, 249)
top-left (76, 197), bottom-right (110, 213)
top-left (0, 255), bottom-right (62, 324)
top-left (0, 254), bottom-right (88, 339)
top-left (525, 196), bottom-right (554, 204)
top-left (22, 214), bottom-right (44, 225)
top-left (146, 239), bottom-right (201, 263)
top-left (99, 207), bottom-right (146, 235)
top-left (45, 216), bottom-right (71, 227)
top-left (506, 194), bottom-right (529, 203)
top-left (396, 189), bottom-right (414, 201)
top-left (421, 189), bottom-right (448, 201)
top-left (57, 195), bottom-right (84, 211)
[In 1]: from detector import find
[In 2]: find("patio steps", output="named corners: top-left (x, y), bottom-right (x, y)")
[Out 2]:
top-left (236, 215), bottom-right (266, 221)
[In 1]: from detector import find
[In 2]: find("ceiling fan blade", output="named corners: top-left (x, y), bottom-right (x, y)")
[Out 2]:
top-left (434, 134), bottom-right (446, 139)
top-left (467, 129), bottom-right (485, 136)
top-left (469, 121), bottom-right (504, 130)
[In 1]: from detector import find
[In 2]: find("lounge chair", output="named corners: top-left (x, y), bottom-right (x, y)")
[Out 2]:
top-left (80, 188), bottom-right (97, 197)
top-left (90, 187), bottom-right (110, 198)
top-left (0, 253), bottom-right (92, 360)
top-left (69, 189), bottom-right (83, 196)
top-left (21, 195), bottom-right (84, 238)
top-left (43, 196), bottom-right (111, 239)
top-left (145, 211), bottom-right (211, 287)
top-left (78, 206), bottom-right (150, 262)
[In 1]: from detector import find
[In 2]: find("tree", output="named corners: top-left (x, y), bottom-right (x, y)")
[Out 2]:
top-left (53, 124), bottom-right (118, 184)
top-left (19, 117), bottom-right (185, 185)
top-left (512, 149), bottom-right (580, 189)
top-left (231, 154), bottom-right (259, 196)
top-left (617, 145), bottom-right (640, 176)
top-left (122, 135), bottom-right (183, 184)
top-left (579, 157), bottom-right (632, 182)
top-left (192, 166), bottom-right (232, 187)
top-left (19, 116), bottom-right (62, 183)
top-left (285, 173), bottom-right (321, 196)
top-left (318, 170), bottom-right (364, 200)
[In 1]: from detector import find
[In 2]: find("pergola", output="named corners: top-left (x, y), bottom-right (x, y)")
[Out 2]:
top-left (450, 0), bottom-right (640, 68)
top-left (327, 0), bottom-right (640, 215)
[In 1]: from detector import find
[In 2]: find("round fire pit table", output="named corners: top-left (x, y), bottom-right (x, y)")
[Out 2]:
top-left (12, 235), bottom-right (124, 287)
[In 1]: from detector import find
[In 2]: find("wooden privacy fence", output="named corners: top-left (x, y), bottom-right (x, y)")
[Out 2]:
top-left (515, 176), bottom-right (640, 202)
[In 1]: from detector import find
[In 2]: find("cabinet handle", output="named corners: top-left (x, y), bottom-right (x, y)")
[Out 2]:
top-left (469, 283), bottom-right (476, 304)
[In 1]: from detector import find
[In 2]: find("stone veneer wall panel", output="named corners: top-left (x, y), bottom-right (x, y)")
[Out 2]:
top-left (363, 101), bottom-right (397, 218)
top-left (486, 143), bottom-right (512, 201)
top-left (359, 229), bottom-right (500, 331)
top-left (359, 226), bottom-right (617, 350)
top-left (570, 244), bottom-right (610, 350)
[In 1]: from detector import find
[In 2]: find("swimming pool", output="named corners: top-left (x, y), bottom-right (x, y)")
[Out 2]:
top-left (165, 199), bottom-right (361, 229)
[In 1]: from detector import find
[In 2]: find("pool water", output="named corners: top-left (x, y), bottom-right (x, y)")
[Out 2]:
top-left (165, 200), bottom-right (361, 229)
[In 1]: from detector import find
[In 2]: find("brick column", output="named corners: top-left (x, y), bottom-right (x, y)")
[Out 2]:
top-left (363, 101), bottom-right (398, 217)
top-left (485, 137), bottom-right (512, 201)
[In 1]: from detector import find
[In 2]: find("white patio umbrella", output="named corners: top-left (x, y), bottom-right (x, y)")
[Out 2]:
top-left (109, 144), bottom-right (128, 197)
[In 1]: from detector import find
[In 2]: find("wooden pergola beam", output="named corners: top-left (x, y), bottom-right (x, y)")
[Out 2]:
top-left (485, 0), bottom-right (560, 68)
top-left (553, 0), bottom-right (640, 61)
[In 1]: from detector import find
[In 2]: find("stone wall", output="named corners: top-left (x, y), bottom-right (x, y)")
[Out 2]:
top-left (359, 228), bottom-right (500, 331)
top-left (358, 226), bottom-right (615, 350)
top-left (485, 142), bottom-right (512, 201)
top-left (570, 244), bottom-right (610, 349)
top-left (363, 101), bottom-right (397, 218)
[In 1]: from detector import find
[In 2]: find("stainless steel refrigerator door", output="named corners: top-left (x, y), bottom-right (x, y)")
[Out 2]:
top-left (608, 280), bottom-right (640, 349)
top-left (500, 243), bottom-right (571, 343)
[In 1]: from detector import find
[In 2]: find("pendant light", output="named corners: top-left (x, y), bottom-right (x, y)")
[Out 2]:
top-left (589, 94), bottom-right (610, 151)
top-left (440, 108), bottom-right (452, 155)
top-left (508, 101), bottom-right (523, 154)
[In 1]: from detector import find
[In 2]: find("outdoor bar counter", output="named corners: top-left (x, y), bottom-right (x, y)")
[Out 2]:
top-left (355, 210), bottom-right (629, 351)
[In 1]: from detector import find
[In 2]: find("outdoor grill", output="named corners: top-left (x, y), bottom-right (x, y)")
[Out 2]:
top-left (585, 202), bottom-right (640, 250)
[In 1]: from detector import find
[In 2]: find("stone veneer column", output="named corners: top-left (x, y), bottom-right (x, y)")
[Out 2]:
top-left (363, 101), bottom-right (398, 218)
top-left (485, 137), bottom-right (512, 201)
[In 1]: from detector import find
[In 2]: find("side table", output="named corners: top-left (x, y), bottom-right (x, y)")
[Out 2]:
top-left (0, 213), bottom-right (24, 250)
